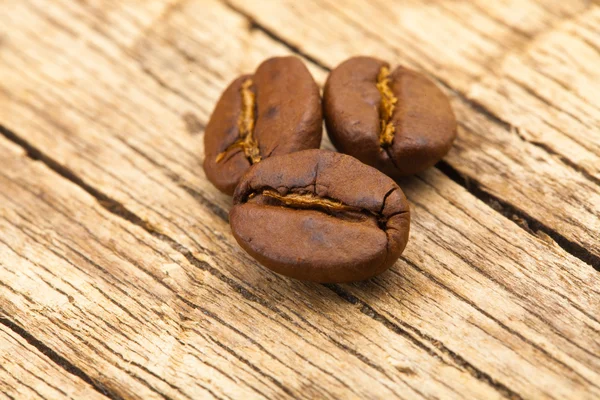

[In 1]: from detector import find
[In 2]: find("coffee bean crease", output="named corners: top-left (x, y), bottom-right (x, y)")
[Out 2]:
top-left (376, 66), bottom-right (397, 148)
top-left (216, 79), bottom-right (261, 164)
top-left (244, 186), bottom-right (406, 230)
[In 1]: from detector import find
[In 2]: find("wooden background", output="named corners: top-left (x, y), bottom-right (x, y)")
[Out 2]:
top-left (0, 0), bottom-right (599, 399)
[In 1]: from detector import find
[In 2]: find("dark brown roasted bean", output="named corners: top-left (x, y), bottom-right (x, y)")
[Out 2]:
top-left (203, 56), bottom-right (323, 195)
top-left (323, 56), bottom-right (457, 179)
top-left (230, 149), bottom-right (411, 283)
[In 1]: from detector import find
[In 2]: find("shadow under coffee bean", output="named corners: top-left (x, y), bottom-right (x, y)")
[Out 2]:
top-left (203, 56), bottom-right (322, 195)
top-left (230, 150), bottom-right (411, 283)
top-left (323, 56), bottom-right (457, 179)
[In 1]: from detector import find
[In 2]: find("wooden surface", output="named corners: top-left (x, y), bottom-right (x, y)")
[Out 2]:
top-left (0, 0), bottom-right (598, 399)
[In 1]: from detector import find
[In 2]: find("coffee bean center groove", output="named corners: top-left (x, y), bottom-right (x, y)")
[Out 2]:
top-left (375, 66), bottom-right (397, 148)
top-left (216, 79), bottom-right (261, 164)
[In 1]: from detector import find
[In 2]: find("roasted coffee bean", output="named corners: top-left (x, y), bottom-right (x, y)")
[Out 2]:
top-left (204, 57), bottom-right (322, 195)
top-left (230, 149), bottom-right (410, 283)
top-left (323, 56), bottom-right (457, 179)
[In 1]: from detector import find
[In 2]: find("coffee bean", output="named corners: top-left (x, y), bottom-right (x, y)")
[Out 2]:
top-left (204, 57), bottom-right (322, 195)
top-left (323, 56), bottom-right (456, 179)
top-left (230, 149), bottom-right (410, 283)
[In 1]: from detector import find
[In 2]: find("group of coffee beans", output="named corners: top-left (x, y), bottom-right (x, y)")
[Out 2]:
top-left (204, 56), bottom-right (456, 283)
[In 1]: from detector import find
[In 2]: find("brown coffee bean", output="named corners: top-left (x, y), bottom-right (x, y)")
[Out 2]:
top-left (323, 56), bottom-right (457, 179)
top-left (204, 57), bottom-right (322, 195)
top-left (230, 149), bottom-right (410, 283)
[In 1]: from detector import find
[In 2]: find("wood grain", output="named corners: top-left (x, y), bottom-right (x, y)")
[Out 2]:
top-left (0, 324), bottom-right (107, 400)
top-left (0, 0), bottom-right (598, 399)
top-left (0, 138), bottom-right (500, 399)
top-left (226, 0), bottom-right (600, 264)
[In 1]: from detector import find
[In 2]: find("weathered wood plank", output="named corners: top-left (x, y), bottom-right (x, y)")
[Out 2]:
top-left (469, 7), bottom-right (600, 177)
top-left (0, 1), bottom-right (599, 399)
top-left (0, 324), bottom-right (108, 400)
top-left (346, 170), bottom-right (600, 398)
top-left (0, 137), bottom-right (500, 399)
top-left (225, 0), bottom-right (600, 263)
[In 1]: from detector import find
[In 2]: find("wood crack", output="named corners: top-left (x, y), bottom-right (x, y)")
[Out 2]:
top-left (0, 315), bottom-right (123, 400)
top-left (0, 121), bottom-right (482, 398)
top-left (1, 2), bottom-right (598, 395)
top-left (0, 363), bottom-right (48, 400)
top-left (47, 313), bottom-right (177, 400)
top-left (201, 332), bottom-right (296, 398)
top-left (323, 284), bottom-right (446, 363)
top-left (503, 74), bottom-right (597, 133)
top-left (505, 121), bottom-right (600, 188)
top-left (224, 1), bottom-right (330, 72)
top-left (408, 195), bottom-right (600, 384)
top-left (323, 284), bottom-right (524, 400)
top-left (417, 169), bottom-right (600, 313)
top-left (4, 339), bottom-right (71, 397)
top-left (187, 284), bottom-right (406, 397)
top-left (403, 258), bottom-right (598, 389)
top-left (181, 340), bottom-right (267, 399)
top-left (0, 18), bottom-right (582, 399)
top-left (2, 213), bottom-right (235, 400)
top-left (117, 138), bottom-right (229, 222)
top-left (1, 124), bottom-right (407, 396)
top-left (190, 311), bottom-right (335, 397)
top-left (437, 160), bottom-right (600, 271)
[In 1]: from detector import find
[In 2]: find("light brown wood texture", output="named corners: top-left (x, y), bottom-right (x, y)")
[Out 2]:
top-left (0, 1), bottom-right (598, 399)
top-left (0, 133), bottom-right (499, 399)
top-left (0, 324), bottom-right (107, 399)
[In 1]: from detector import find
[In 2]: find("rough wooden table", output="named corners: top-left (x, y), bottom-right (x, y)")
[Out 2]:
top-left (0, 1), bottom-right (599, 399)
